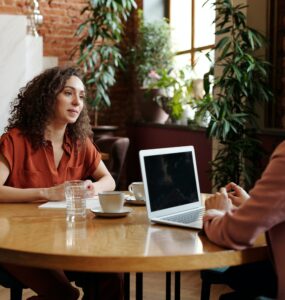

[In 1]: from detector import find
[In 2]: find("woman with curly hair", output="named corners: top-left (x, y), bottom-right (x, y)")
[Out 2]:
top-left (0, 66), bottom-right (123, 299)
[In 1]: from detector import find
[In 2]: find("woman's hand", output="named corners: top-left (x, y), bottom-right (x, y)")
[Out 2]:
top-left (43, 179), bottom-right (101, 201)
top-left (83, 180), bottom-right (96, 197)
top-left (44, 183), bottom-right (65, 201)
top-left (225, 182), bottom-right (250, 207)
top-left (44, 180), bottom-right (95, 201)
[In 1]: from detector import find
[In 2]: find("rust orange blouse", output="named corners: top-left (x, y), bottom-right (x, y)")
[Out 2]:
top-left (0, 128), bottom-right (101, 188)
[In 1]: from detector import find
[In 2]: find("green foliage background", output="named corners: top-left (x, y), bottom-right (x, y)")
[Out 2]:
top-left (74, 0), bottom-right (137, 124)
top-left (198, 0), bottom-right (273, 190)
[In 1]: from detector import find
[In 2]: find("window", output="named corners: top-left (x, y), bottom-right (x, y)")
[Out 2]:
top-left (169, 0), bottom-right (215, 79)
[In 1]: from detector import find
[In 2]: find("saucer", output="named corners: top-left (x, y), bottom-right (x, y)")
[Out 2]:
top-left (90, 207), bottom-right (132, 218)
top-left (125, 195), bottom-right (146, 206)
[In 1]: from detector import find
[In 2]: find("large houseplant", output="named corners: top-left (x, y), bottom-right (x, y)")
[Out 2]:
top-left (198, 0), bottom-right (273, 190)
top-left (73, 0), bottom-right (137, 126)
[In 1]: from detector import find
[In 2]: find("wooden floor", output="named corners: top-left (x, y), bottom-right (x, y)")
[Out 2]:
top-left (0, 271), bottom-right (232, 300)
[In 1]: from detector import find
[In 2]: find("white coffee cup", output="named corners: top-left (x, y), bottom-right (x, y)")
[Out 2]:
top-left (128, 182), bottom-right (145, 201)
top-left (98, 191), bottom-right (124, 213)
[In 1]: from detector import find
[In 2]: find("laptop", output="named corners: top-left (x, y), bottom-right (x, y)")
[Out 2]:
top-left (139, 145), bottom-right (204, 229)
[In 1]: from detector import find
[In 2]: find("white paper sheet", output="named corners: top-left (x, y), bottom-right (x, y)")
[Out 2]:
top-left (38, 197), bottom-right (100, 209)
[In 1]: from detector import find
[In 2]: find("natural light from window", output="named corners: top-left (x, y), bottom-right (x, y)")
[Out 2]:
top-left (170, 0), bottom-right (215, 79)
top-left (170, 0), bottom-right (192, 52)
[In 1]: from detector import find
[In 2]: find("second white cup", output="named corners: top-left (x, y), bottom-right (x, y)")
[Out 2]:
top-left (98, 191), bottom-right (124, 213)
top-left (128, 182), bottom-right (145, 201)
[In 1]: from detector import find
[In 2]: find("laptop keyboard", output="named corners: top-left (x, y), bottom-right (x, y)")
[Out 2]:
top-left (162, 208), bottom-right (204, 224)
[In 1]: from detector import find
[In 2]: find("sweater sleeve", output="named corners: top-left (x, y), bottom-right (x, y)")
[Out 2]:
top-left (203, 141), bottom-right (285, 250)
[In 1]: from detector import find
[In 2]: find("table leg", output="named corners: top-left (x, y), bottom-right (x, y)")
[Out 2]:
top-left (165, 272), bottom-right (171, 300)
top-left (124, 273), bottom-right (130, 300)
top-left (174, 272), bottom-right (181, 300)
top-left (136, 272), bottom-right (143, 300)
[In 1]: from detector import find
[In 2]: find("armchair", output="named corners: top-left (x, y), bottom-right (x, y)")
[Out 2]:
top-left (95, 136), bottom-right (130, 190)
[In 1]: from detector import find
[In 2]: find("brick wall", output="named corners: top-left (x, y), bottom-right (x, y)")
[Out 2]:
top-left (0, 0), bottom-right (27, 14)
top-left (0, 0), bottom-right (90, 66)
top-left (39, 0), bottom-right (87, 66)
top-left (0, 0), bottom-right (142, 133)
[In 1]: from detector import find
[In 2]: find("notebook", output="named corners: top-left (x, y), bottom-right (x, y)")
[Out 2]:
top-left (139, 145), bottom-right (204, 229)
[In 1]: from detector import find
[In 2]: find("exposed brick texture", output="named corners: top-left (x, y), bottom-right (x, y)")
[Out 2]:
top-left (38, 0), bottom-right (86, 66)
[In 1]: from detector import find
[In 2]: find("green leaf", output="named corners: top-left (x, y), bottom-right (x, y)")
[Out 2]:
top-left (215, 27), bottom-right (231, 35)
top-left (215, 36), bottom-right (230, 51)
top-left (247, 29), bottom-right (255, 49)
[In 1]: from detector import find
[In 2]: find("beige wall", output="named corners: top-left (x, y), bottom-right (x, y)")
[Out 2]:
top-left (214, 0), bottom-right (268, 128)
top-left (248, 0), bottom-right (268, 36)
top-left (248, 0), bottom-right (269, 128)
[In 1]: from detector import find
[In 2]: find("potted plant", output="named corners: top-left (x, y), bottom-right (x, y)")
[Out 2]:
top-left (73, 0), bottom-right (137, 127)
top-left (131, 10), bottom-right (174, 86)
top-left (129, 11), bottom-right (175, 123)
top-left (197, 0), bottom-right (273, 190)
top-left (146, 67), bottom-right (199, 124)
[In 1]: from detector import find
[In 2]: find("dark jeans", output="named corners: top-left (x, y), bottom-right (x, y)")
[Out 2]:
top-left (66, 271), bottom-right (124, 300)
top-left (220, 260), bottom-right (277, 299)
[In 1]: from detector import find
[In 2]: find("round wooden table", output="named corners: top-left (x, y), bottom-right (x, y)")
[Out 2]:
top-left (0, 195), bottom-right (268, 273)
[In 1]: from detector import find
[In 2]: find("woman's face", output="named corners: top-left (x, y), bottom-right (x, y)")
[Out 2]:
top-left (53, 75), bottom-right (86, 125)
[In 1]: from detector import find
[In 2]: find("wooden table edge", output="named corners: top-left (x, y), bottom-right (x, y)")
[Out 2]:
top-left (0, 245), bottom-right (268, 272)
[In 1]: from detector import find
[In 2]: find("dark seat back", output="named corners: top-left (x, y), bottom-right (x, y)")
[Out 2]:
top-left (95, 136), bottom-right (130, 190)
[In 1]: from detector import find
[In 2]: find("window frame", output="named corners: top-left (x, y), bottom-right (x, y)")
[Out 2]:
top-left (167, 0), bottom-right (215, 69)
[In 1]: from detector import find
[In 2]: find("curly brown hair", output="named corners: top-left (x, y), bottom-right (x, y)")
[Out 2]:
top-left (6, 66), bottom-right (93, 148)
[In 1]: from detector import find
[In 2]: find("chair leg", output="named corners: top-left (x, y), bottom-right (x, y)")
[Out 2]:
top-left (124, 273), bottom-right (130, 300)
top-left (165, 272), bottom-right (171, 300)
top-left (174, 272), bottom-right (180, 300)
top-left (200, 280), bottom-right (211, 300)
top-left (136, 272), bottom-right (143, 300)
top-left (10, 287), bottom-right (23, 300)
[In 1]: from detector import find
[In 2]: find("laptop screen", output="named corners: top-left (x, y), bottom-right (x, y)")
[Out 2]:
top-left (142, 149), bottom-right (199, 212)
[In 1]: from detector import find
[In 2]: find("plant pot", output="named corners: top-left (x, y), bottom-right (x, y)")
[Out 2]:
top-left (138, 89), bottom-right (169, 124)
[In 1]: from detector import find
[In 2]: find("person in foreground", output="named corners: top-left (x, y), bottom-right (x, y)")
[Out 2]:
top-left (0, 66), bottom-right (122, 300)
top-left (203, 142), bottom-right (285, 299)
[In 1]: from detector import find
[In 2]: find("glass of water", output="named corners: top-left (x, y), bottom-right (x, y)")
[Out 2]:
top-left (65, 180), bottom-right (86, 222)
